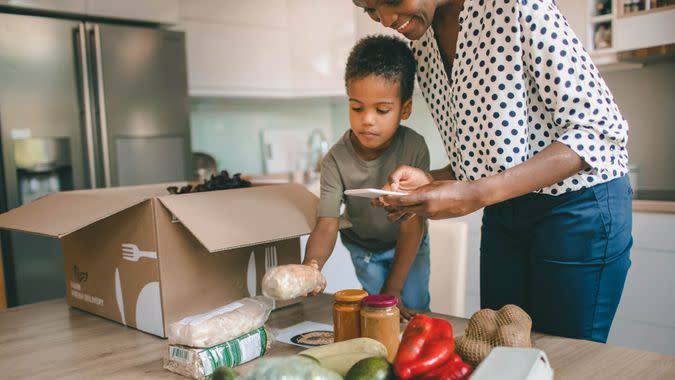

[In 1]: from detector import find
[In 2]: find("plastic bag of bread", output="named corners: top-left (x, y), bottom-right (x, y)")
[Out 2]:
top-left (455, 304), bottom-right (532, 367)
top-left (262, 264), bottom-right (325, 301)
top-left (168, 296), bottom-right (273, 348)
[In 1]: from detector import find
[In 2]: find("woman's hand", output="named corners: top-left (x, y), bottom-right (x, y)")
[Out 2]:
top-left (371, 165), bottom-right (433, 210)
top-left (384, 180), bottom-right (487, 220)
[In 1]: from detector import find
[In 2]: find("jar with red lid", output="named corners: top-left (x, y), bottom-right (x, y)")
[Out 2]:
top-left (360, 294), bottom-right (400, 361)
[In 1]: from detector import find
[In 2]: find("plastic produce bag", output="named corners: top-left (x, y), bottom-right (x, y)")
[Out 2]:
top-left (261, 264), bottom-right (325, 301)
top-left (168, 296), bottom-right (273, 348)
top-left (245, 356), bottom-right (342, 380)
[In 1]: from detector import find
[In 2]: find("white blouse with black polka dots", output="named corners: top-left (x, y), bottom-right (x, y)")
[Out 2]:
top-left (411, 0), bottom-right (629, 195)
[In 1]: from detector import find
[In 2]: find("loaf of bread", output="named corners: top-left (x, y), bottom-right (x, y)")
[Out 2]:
top-left (261, 264), bottom-right (325, 301)
top-left (168, 296), bottom-right (273, 348)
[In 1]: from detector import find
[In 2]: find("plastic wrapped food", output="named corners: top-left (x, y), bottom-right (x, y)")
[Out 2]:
top-left (168, 296), bottom-right (273, 348)
top-left (245, 356), bottom-right (342, 380)
top-left (456, 304), bottom-right (532, 366)
top-left (261, 264), bottom-right (325, 301)
top-left (164, 327), bottom-right (274, 379)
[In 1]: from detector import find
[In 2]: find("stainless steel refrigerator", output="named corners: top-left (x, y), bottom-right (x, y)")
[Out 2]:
top-left (0, 12), bottom-right (192, 306)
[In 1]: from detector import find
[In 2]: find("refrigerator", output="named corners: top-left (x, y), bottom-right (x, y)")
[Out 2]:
top-left (0, 12), bottom-right (192, 306)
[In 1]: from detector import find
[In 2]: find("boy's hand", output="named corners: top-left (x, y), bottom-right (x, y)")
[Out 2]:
top-left (305, 259), bottom-right (327, 296)
top-left (382, 287), bottom-right (417, 321)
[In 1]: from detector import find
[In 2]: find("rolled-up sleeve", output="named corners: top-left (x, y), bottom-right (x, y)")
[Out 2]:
top-left (518, 0), bottom-right (628, 176)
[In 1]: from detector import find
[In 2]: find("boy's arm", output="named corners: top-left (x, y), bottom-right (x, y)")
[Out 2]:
top-left (381, 214), bottom-right (425, 319)
top-left (302, 217), bottom-right (339, 294)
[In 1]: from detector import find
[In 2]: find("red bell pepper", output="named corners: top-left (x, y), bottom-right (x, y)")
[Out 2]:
top-left (393, 315), bottom-right (455, 379)
top-left (418, 354), bottom-right (472, 380)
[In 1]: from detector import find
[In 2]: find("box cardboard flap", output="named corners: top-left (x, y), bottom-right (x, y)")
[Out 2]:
top-left (158, 184), bottom-right (319, 253)
top-left (0, 192), bottom-right (147, 238)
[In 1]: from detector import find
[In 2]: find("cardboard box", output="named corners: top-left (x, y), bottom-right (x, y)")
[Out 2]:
top-left (0, 183), bottom-right (322, 337)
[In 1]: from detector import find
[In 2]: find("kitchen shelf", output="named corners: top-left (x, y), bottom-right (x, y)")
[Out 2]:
top-left (619, 3), bottom-right (675, 17)
top-left (591, 14), bottom-right (614, 22)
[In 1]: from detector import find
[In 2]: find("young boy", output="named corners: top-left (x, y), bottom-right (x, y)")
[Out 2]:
top-left (303, 35), bottom-right (430, 318)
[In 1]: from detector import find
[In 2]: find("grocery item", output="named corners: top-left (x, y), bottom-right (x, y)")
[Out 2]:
top-left (333, 289), bottom-right (369, 342)
top-left (244, 356), bottom-right (341, 380)
top-left (210, 367), bottom-right (239, 380)
top-left (456, 304), bottom-right (532, 367)
top-left (261, 264), bottom-right (325, 301)
top-left (164, 327), bottom-right (272, 379)
top-left (168, 296), bottom-right (273, 348)
top-left (417, 353), bottom-right (472, 380)
top-left (344, 357), bottom-right (393, 380)
top-left (360, 294), bottom-right (401, 362)
top-left (167, 170), bottom-right (251, 194)
top-left (393, 314), bottom-right (455, 379)
top-left (469, 347), bottom-right (553, 380)
top-left (299, 337), bottom-right (387, 376)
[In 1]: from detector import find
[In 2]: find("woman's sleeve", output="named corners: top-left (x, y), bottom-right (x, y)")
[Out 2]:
top-left (517, 0), bottom-right (628, 176)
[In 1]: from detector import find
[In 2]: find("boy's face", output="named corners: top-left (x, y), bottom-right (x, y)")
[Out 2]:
top-left (347, 75), bottom-right (412, 152)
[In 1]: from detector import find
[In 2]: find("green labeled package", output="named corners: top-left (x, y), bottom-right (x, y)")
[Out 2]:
top-left (164, 327), bottom-right (271, 379)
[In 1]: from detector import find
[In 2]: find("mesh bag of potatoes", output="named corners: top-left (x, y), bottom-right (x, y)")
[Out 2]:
top-left (455, 304), bottom-right (533, 367)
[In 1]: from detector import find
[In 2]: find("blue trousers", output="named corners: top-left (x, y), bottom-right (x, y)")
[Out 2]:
top-left (480, 176), bottom-right (632, 343)
top-left (342, 234), bottom-right (431, 311)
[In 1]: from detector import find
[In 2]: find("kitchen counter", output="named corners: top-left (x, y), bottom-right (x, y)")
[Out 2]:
top-left (0, 295), bottom-right (673, 379)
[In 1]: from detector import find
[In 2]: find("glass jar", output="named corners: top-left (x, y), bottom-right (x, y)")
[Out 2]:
top-left (333, 289), bottom-right (368, 342)
top-left (360, 294), bottom-right (400, 362)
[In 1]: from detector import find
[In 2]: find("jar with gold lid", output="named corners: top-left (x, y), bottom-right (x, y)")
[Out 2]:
top-left (332, 289), bottom-right (368, 342)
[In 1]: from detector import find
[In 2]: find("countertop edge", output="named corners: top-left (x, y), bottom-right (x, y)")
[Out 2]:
top-left (632, 199), bottom-right (675, 214)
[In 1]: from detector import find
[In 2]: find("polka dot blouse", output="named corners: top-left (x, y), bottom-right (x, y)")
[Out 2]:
top-left (411, 0), bottom-right (629, 195)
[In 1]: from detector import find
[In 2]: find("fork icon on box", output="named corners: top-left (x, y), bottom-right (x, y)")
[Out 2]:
top-left (122, 243), bottom-right (157, 262)
top-left (264, 245), bottom-right (278, 273)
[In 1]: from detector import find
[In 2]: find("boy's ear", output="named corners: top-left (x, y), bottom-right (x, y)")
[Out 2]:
top-left (400, 98), bottom-right (413, 120)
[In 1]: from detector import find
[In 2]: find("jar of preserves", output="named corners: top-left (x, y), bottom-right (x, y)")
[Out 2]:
top-left (332, 289), bottom-right (369, 342)
top-left (360, 294), bottom-right (401, 361)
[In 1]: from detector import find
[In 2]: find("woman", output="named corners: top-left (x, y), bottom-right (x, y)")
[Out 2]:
top-left (354, 0), bottom-right (632, 343)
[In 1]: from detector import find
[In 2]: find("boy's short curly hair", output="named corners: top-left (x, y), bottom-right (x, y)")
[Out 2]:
top-left (345, 34), bottom-right (417, 102)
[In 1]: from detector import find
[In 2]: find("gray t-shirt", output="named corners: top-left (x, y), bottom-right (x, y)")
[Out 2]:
top-left (319, 126), bottom-right (430, 252)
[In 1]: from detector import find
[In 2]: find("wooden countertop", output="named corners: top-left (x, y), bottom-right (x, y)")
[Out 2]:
top-left (2, 295), bottom-right (673, 379)
top-left (633, 199), bottom-right (675, 214)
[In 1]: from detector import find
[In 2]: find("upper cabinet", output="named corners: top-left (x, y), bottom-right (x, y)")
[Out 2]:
top-left (559, 0), bottom-right (674, 68)
top-left (176, 0), bottom-right (404, 98)
top-left (85, 0), bottom-right (178, 24)
top-left (0, 0), bottom-right (178, 23)
top-left (287, 0), bottom-right (355, 96)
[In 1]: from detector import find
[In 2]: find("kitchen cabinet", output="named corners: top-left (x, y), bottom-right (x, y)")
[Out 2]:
top-left (287, 0), bottom-right (355, 96)
top-left (0, 0), bottom-right (178, 23)
top-left (0, 0), bottom-right (85, 14)
top-left (177, 0), bottom-right (384, 98)
top-left (85, 0), bottom-right (178, 24)
top-left (557, 0), bottom-right (674, 69)
top-left (608, 211), bottom-right (675, 355)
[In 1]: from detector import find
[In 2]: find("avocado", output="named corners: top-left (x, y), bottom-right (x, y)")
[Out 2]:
top-left (210, 366), bottom-right (239, 380)
top-left (344, 357), bottom-right (393, 380)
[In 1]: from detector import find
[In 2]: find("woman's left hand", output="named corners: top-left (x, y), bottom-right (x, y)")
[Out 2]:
top-left (383, 180), bottom-right (486, 220)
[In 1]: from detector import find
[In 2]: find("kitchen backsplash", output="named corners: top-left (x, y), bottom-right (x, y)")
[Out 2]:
top-left (190, 93), bottom-right (450, 176)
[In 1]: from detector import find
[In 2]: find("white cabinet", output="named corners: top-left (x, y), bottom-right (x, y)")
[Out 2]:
top-left (85, 0), bottom-right (178, 24)
top-left (614, 8), bottom-right (675, 51)
top-left (177, 0), bottom-right (381, 98)
top-left (0, 0), bottom-right (178, 23)
top-left (175, 0), bottom-right (292, 97)
top-left (287, 0), bottom-right (355, 96)
top-left (0, 0), bottom-right (85, 14)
